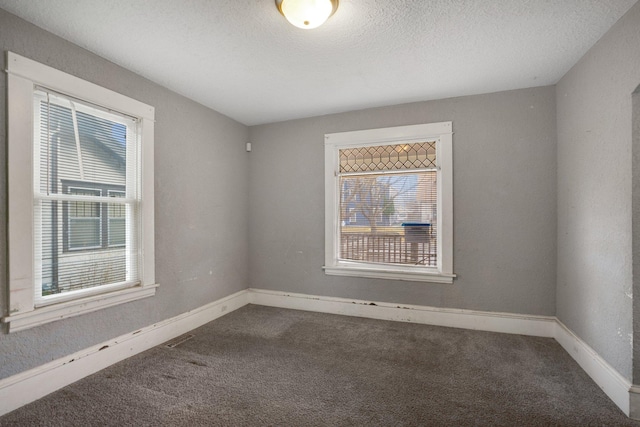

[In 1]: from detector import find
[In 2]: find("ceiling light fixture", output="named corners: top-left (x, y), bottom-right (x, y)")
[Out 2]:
top-left (275, 0), bottom-right (339, 30)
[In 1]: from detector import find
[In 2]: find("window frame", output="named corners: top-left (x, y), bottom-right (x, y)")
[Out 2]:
top-left (324, 122), bottom-right (455, 284)
top-left (4, 52), bottom-right (157, 332)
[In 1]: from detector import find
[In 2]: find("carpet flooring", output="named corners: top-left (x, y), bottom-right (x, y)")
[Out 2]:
top-left (1, 304), bottom-right (639, 426)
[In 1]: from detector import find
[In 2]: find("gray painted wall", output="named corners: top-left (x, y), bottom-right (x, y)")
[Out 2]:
top-left (635, 88), bottom-right (640, 383)
top-left (556, 1), bottom-right (640, 381)
top-left (248, 86), bottom-right (557, 316)
top-left (3, 0), bottom-right (637, 392)
top-left (0, 9), bottom-right (250, 379)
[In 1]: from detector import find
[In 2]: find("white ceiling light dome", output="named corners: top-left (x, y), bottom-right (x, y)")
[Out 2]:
top-left (276, 0), bottom-right (339, 29)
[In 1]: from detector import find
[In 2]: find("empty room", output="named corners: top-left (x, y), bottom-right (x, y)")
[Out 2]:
top-left (1, 0), bottom-right (640, 425)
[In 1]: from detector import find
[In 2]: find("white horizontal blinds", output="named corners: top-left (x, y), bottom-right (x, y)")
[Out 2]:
top-left (108, 190), bottom-right (126, 247)
top-left (67, 187), bottom-right (101, 250)
top-left (338, 141), bottom-right (438, 267)
top-left (33, 88), bottom-right (141, 301)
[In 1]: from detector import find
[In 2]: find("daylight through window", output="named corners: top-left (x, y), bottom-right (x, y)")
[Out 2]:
top-left (324, 122), bottom-right (454, 283)
top-left (5, 52), bottom-right (156, 332)
top-left (34, 88), bottom-right (140, 300)
top-left (339, 142), bottom-right (438, 266)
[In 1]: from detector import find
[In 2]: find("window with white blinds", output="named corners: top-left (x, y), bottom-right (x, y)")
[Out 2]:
top-left (338, 142), bottom-right (438, 267)
top-left (324, 122), bottom-right (455, 283)
top-left (5, 52), bottom-right (156, 332)
top-left (34, 88), bottom-right (141, 302)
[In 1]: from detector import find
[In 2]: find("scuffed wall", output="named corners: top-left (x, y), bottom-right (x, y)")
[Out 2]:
top-left (248, 86), bottom-right (557, 317)
top-left (556, 1), bottom-right (640, 381)
top-left (0, 9), bottom-right (250, 379)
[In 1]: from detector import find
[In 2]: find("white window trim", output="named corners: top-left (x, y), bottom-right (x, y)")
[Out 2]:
top-left (3, 52), bottom-right (157, 332)
top-left (323, 122), bottom-right (455, 284)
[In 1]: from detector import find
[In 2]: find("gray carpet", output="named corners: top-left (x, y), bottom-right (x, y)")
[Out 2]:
top-left (1, 304), bottom-right (638, 426)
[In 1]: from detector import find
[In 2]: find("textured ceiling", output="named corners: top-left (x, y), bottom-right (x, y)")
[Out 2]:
top-left (0, 0), bottom-right (637, 125)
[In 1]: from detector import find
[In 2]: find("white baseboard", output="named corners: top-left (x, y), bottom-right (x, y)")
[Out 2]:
top-left (0, 289), bottom-right (250, 417)
top-left (248, 288), bottom-right (637, 419)
top-left (248, 288), bottom-right (557, 337)
top-left (1, 287), bottom-right (638, 420)
top-left (629, 386), bottom-right (640, 419)
top-left (553, 320), bottom-right (633, 417)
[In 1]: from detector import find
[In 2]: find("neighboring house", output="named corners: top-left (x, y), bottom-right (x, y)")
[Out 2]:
top-left (341, 173), bottom-right (438, 229)
top-left (39, 99), bottom-right (127, 295)
top-left (341, 179), bottom-right (393, 228)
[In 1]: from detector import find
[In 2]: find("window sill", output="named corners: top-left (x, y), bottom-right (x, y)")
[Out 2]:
top-left (1, 284), bottom-right (158, 333)
top-left (323, 265), bottom-right (455, 284)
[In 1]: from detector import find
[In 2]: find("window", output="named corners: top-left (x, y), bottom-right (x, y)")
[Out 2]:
top-left (324, 122), bottom-right (454, 283)
top-left (4, 52), bottom-right (157, 332)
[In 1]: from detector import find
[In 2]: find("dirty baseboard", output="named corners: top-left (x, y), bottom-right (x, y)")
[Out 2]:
top-left (248, 288), bottom-right (636, 419)
top-left (248, 288), bottom-right (557, 337)
top-left (0, 289), bottom-right (250, 416)
top-left (1, 287), bottom-right (637, 420)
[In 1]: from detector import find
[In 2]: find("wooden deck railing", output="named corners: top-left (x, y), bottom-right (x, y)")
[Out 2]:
top-left (340, 233), bottom-right (436, 266)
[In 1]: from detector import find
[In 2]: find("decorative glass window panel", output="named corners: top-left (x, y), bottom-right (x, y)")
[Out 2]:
top-left (338, 141), bottom-right (436, 173)
top-left (338, 142), bottom-right (437, 267)
top-left (324, 122), bottom-right (454, 283)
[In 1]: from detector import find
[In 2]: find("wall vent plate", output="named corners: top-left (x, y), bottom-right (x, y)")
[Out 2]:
top-left (165, 334), bottom-right (195, 348)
